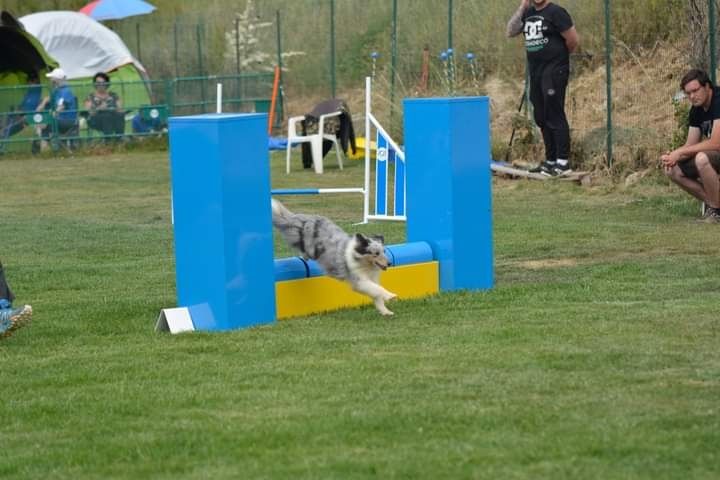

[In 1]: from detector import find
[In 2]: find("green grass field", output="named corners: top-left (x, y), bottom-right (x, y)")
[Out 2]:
top-left (1, 151), bottom-right (718, 479)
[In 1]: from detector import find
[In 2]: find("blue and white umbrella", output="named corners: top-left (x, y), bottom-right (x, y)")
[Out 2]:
top-left (79, 0), bottom-right (156, 21)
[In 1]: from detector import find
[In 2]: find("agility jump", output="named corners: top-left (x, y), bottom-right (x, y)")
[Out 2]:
top-left (275, 77), bottom-right (406, 224)
top-left (157, 96), bottom-right (494, 333)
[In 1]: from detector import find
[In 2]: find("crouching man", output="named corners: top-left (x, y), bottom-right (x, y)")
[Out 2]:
top-left (662, 69), bottom-right (720, 223)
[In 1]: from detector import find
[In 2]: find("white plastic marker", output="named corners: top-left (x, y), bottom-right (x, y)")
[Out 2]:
top-left (216, 83), bottom-right (223, 113)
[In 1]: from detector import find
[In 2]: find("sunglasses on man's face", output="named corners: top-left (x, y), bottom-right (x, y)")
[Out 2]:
top-left (95, 81), bottom-right (108, 87)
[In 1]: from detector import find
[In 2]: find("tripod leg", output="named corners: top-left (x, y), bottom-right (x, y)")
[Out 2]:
top-left (505, 90), bottom-right (527, 164)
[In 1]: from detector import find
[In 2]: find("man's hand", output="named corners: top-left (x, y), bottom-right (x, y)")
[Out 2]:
top-left (519, 0), bottom-right (530, 9)
top-left (661, 150), bottom-right (682, 173)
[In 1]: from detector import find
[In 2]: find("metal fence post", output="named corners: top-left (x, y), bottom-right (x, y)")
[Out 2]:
top-left (235, 17), bottom-right (241, 75)
top-left (448, 0), bottom-right (453, 51)
top-left (166, 79), bottom-right (174, 116)
top-left (173, 21), bottom-right (179, 78)
top-left (196, 23), bottom-right (204, 77)
top-left (330, 0), bottom-right (336, 98)
top-left (136, 23), bottom-right (142, 63)
top-left (275, 9), bottom-right (285, 124)
top-left (710, 0), bottom-right (717, 84)
top-left (196, 23), bottom-right (206, 110)
top-left (605, 0), bottom-right (613, 168)
top-left (390, 0), bottom-right (398, 126)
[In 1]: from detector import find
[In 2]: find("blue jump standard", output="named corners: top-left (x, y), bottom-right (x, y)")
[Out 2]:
top-left (404, 96), bottom-right (494, 291)
top-left (168, 113), bottom-right (276, 330)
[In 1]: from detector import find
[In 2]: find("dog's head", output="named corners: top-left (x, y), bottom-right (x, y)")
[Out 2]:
top-left (353, 233), bottom-right (390, 270)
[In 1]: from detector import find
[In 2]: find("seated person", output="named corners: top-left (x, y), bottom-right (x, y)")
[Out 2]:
top-left (131, 110), bottom-right (166, 135)
top-left (84, 72), bottom-right (125, 141)
top-left (1, 72), bottom-right (42, 144)
top-left (33, 68), bottom-right (78, 153)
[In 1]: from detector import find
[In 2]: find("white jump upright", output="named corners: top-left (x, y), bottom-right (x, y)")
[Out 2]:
top-left (281, 77), bottom-right (406, 225)
top-left (363, 76), bottom-right (406, 223)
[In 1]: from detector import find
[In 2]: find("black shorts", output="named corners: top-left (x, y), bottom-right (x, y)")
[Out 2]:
top-left (678, 151), bottom-right (720, 178)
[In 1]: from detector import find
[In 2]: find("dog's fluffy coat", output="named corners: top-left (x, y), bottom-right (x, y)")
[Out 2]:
top-left (271, 199), bottom-right (397, 315)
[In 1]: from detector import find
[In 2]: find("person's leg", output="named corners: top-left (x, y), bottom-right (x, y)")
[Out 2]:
top-left (540, 127), bottom-right (557, 164)
top-left (697, 151), bottom-right (720, 208)
top-left (89, 114), bottom-right (111, 142)
top-left (87, 114), bottom-right (100, 132)
top-left (665, 156), bottom-right (708, 202)
top-left (32, 124), bottom-right (51, 154)
top-left (111, 112), bottom-right (125, 142)
top-left (527, 70), bottom-right (558, 174)
top-left (542, 62), bottom-right (571, 172)
top-left (529, 71), bottom-right (554, 163)
top-left (0, 261), bottom-right (31, 339)
top-left (0, 260), bottom-right (16, 307)
top-left (2, 116), bottom-right (24, 140)
top-left (0, 304), bottom-right (32, 339)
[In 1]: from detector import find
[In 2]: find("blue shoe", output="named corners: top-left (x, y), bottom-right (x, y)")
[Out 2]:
top-left (0, 305), bottom-right (32, 339)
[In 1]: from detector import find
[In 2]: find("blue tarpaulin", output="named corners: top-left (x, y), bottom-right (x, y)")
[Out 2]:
top-left (269, 137), bottom-right (289, 150)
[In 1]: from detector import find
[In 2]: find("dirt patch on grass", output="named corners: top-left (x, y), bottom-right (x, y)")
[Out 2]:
top-left (517, 258), bottom-right (580, 270)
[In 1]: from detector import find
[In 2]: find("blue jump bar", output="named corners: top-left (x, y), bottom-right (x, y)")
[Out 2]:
top-left (271, 189), bottom-right (320, 195)
top-left (273, 241), bottom-right (434, 281)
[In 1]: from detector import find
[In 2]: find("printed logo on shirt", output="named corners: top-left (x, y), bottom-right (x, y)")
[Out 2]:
top-left (524, 16), bottom-right (549, 52)
top-left (701, 120), bottom-right (713, 138)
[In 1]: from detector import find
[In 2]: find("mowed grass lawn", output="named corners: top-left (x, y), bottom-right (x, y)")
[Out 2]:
top-left (0, 150), bottom-right (718, 480)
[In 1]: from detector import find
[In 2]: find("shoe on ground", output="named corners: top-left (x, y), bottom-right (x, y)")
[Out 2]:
top-left (528, 161), bottom-right (555, 174)
top-left (0, 304), bottom-right (32, 339)
top-left (701, 207), bottom-right (720, 223)
top-left (551, 163), bottom-right (573, 176)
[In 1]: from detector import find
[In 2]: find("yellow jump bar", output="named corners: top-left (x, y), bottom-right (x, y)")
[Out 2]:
top-left (275, 261), bottom-right (439, 319)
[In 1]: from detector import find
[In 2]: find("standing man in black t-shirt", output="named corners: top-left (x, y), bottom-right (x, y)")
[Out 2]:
top-left (507, 0), bottom-right (579, 176)
top-left (662, 69), bottom-right (720, 223)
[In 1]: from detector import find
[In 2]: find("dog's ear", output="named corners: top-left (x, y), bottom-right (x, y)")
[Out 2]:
top-left (370, 234), bottom-right (385, 244)
top-left (354, 233), bottom-right (369, 248)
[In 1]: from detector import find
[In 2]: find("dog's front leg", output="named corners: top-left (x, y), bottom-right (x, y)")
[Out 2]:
top-left (353, 279), bottom-right (397, 315)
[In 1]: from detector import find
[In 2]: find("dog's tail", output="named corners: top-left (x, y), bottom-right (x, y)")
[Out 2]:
top-left (271, 198), bottom-right (294, 227)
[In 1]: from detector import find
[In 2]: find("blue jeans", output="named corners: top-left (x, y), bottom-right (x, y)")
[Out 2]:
top-left (0, 260), bottom-right (14, 306)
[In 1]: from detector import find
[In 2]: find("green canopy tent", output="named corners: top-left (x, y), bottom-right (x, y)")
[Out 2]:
top-left (0, 11), bottom-right (57, 112)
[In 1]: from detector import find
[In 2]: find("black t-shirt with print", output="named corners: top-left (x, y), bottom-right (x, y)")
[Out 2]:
top-left (522, 3), bottom-right (573, 69)
top-left (688, 87), bottom-right (720, 139)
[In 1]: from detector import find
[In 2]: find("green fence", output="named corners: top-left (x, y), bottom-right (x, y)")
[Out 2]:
top-left (97, 0), bottom-right (694, 169)
top-left (4, 0), bottom-right (715, 167)
top-left (0, 73), bottom-right (276, 155)
top-left (169, 74), bottom-right (275, 116)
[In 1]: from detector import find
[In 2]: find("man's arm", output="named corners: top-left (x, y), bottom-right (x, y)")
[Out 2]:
top-left (36, 96), bottom-right (50, 111)
top-left (561, 27), bottom-right (579, 53)
top-left (662, 124), bottom-right (719, 168)
top-left (55, 97), bottom-right (66, 114)
top-left (506, 0), bottom-right (529, 37)
top-left (675, 120), bottom-right (720, 156)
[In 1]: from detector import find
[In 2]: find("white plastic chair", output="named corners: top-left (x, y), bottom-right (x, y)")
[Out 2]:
top-left (285, 111), bottom-right (343, 174)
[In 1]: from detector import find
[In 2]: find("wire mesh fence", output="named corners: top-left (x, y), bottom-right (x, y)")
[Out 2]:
top-left (0, 74), bottom-right (274, 155)
top-left (96, 0), bottom-right (699, 169)
top-left (2, 0), bottom-right (708, 167)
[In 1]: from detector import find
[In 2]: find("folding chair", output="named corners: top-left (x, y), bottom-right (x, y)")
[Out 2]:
top-left (285, 110), bottom-right (343, 174)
